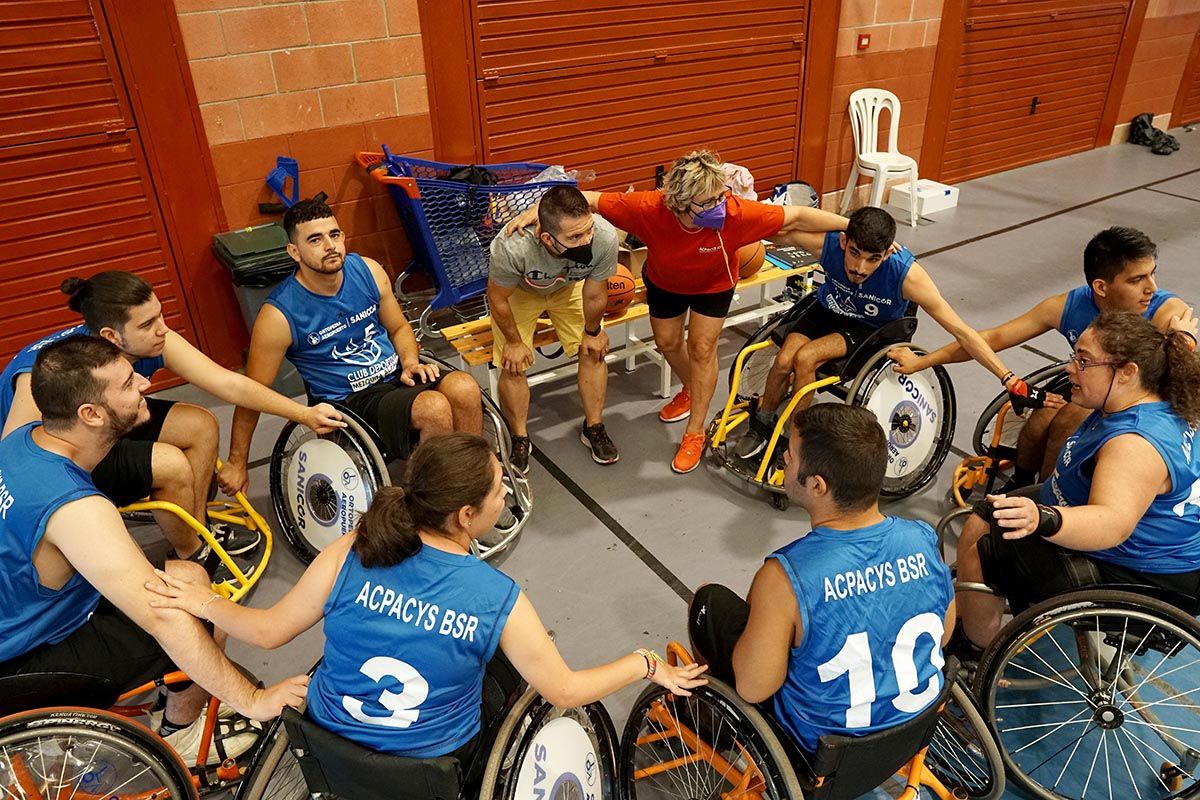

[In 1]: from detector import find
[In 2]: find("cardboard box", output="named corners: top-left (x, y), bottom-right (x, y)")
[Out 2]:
top-left (618, 246), bottom-right (648, 275)
top-left (886, 179), bottom-right (959, 220)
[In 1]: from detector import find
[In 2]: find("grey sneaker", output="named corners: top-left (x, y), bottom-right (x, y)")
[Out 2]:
top-left (733, 427), bottom-right (768, 460)
top-left (510, 435), bottom-right (531, 475)
top-left (211, 522), bottom-right (262, 556)
top-left (580, 423), bottom-right (619, 465)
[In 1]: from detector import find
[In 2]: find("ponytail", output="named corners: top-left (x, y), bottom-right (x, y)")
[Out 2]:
top-left (352, 433), bottom-right (495, 568)
top-left (59, 271), bottom-right (154, 332)
top-left (1091, 312), bottom-right (1200, 426)
top-left (1161, 330), bottom-right (1200, 426)
top-left (353, 486), bottom-right (421, 568)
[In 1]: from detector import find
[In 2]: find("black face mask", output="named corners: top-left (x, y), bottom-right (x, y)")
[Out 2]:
top-left (549, 233), bottom-right (593, 265)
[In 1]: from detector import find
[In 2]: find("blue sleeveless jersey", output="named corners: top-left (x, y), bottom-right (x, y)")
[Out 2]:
top-left (1057, 285), bottom-right (1176, 347)
top-left (1041, 402), bottom-right (1200, 573)
top-left (769, 516), bottom-right (953, 752)
top-left (0, 325), bottom-right (164, 425)
top-left (307, 544), bottom-right (519, 758)
top-left (816, 231), bottom-right (913, 328)
top-left (265, 254), bottom-right (400, 401)
top-left (0, 424), bottom-right (103, 661)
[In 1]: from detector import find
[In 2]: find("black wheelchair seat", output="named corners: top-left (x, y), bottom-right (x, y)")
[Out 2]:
top-left (815, 312), bottom-right (918, 386)
top-left (0, 671), bottom-right (120, 717)
top-left (797, 659), bottom-right (958, 800)
top-left (281, 707), bottom-right (463, 800)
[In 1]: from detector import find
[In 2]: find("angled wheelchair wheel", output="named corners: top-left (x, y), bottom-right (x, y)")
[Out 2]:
top-left (0, 708), bottom-right (197, 800)
top-left (924, 680), bottom-right (1005, 800)
top-left (972, 361), bottom-right (1068, 457)
top-left (620, 677), bottom-right (803, 800)
top-left (847, 345), bottom-right (956, 499)
top-left (234, 716), bottom-right (305, 800)
top-left (479, 686), bottom-right (618, 800)
top-left (269, 412), bottom-right (388, 564)
top-left (976, 589), bottom-right (1200, 800)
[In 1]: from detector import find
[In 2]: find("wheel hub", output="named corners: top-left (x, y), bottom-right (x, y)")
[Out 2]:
top-left (306, 477), bottom-right (339, 524)
top-left (1092, 702), bottom-right (1124, 729)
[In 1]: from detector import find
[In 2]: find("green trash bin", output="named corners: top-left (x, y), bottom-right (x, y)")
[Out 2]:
top-left (213, 223), bottom-right (304, 397)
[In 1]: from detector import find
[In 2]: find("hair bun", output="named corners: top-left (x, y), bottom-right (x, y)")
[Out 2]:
top-left (60, 277), bottom-right (86, 297)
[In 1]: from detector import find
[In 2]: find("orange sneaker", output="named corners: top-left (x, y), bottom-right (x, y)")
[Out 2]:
top-left (659, 389), bottom-right (691, 422)
top-left (672, 432), bottom-right (706, 474)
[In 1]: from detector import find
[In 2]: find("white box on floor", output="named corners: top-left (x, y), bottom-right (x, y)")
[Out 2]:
top-left (886, 179), bottom-right (959, 220)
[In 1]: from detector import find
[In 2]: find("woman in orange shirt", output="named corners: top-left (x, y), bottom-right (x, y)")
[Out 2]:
top-left (509, 150), bottom-right (847, 473)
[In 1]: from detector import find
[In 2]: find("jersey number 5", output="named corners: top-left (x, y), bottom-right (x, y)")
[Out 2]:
top-left (343, 656), bottom-right (429, 729)
top-left (816, 612), bottom-right (945, 729)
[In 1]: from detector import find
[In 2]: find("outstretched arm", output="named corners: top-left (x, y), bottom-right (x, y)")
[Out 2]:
top-left (890, 292), bottom-right (1065, 374)
top-left (499, 592), bottom-right (707, 708)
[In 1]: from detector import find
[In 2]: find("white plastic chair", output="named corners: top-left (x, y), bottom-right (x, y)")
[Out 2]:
top-left (840, 88), bottom-right (919, 226)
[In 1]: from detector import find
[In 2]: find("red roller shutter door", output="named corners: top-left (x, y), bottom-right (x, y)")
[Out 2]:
top-left (1177, 31), bottom-right (1200, 126)
top-left (471, 0), bottom-right (808, 192)
top-left (0, 0), bottom-right (197, 374)
top-left (940, 1), bottom-right (1132, 184)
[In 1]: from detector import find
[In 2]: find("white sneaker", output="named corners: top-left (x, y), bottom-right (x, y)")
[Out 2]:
top-left (161, 706), bottom-right (262, 765)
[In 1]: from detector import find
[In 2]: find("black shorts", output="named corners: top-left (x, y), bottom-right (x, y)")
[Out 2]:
top-left (974, 485), bottom-right (1200, 613)
top-left (91, 397), bottom-right (176, 507)
top-left (0, 600), bottom-right (176, 697)
top-left (688, 583), bottom-right (751, 686)
top-left (339, 377), bottom-right (443, 460)
top-left (770, 299), bottom-right (877, 355)
top-left (643, 271), bottom-right (735, 320)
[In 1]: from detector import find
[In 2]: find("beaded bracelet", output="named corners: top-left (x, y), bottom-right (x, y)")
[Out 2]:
top-left (198, 593), bottom-right (221, 621)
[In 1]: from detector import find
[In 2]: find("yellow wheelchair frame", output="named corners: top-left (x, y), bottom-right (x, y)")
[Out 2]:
top-left (120, 460), bottom-right (272, 603)
top-left (708, 337), bottom-right (840, 505)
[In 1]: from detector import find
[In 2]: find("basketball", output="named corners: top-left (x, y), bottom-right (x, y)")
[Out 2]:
top-left (737, 241), bottom-right (767, 279)
top-left (605, 265), bottom-right (636, 316)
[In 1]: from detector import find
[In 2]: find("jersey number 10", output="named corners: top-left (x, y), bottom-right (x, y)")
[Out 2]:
top-left (817, 612), bottom-right (946, 729)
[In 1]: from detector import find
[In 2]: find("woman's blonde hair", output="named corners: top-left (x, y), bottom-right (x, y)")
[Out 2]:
top-left (662, 150), bottom-right (726, 214)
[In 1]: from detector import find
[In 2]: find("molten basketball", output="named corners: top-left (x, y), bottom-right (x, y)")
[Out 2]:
top-left (605, 265), bottom-right (636, 316)
top-left (737, 241), bottom-right (767, 279)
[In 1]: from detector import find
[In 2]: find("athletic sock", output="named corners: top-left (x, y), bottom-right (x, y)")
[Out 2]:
top-left (159, 714), bottom-right (190, 736)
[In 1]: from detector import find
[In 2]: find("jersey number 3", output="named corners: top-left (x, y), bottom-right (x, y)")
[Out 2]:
top-left (817, 612), bottom-right (945, 729)
top-left (343, 656), bottom-right (429, 729)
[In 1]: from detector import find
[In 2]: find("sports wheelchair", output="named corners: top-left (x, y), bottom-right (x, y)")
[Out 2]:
top-left (935, 499), bottom-right (1200, 798)
top-left (620, 642), bottom-right (1003, 799)
top-left (235, 678), bottom-right (617, 800)
top-left (121, 461), bottom-right (273, 603)
top-left (709, 295), bottom-right (957, 509)
top-left (267, 353), bottom-right (531, 564)
top-left (0, 670), bottom-right (258, 800)
top-left (949, 360), bottom-right (1068, 507)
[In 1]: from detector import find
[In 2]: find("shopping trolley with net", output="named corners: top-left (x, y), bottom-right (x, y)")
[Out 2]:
top-left (356, 148), bottom-right (576, 338)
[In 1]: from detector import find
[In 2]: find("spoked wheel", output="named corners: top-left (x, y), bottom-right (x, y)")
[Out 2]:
top-left (269, 413), bottom-right (387, 564)
top-left (479, 688), bottom-right (617, 800)
top-left (234, 717), bottom-right (305, 800)
top-left (977, 589), bottom-right (1200, 800)
top-left (0, 708), bottom-right (197, 800)
top-left (924, 680), bottom-right (1005, 800)
top-left (849, 345), bottom-right (956, 499)
top-left (620, 678), bottom-right (802, 800)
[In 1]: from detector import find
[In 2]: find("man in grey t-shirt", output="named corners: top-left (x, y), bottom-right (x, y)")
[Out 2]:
top-left (487, 185), bottom-right (620, 471)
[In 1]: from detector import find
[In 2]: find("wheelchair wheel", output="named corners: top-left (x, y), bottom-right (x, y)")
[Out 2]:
top-left (976, 589), bottom-right (1200, 800)
top-left (727, 312), bottom-right (787, 403)
top-left (479, 686), bottom-right (618, 800)
top-left (972, 361), bottom-right (1068, 457)
top-left (924, 680), bottom-right (1005, 800)
top-left (235, 716), bottom-right (306, 800)
top-left (620, 677), bottom-right (803, 800)
top-left (0, 708), bottom-right (197, 800)
top-left (847, 345), bottom-right (956, 498)
top-left (270, 412), bottom-right (388, 564)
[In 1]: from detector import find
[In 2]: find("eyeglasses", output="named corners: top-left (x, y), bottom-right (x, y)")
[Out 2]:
top-left (689, 192), bottom-right (727, 212)
top-left (1068, 354), bottom-right (1122, 371)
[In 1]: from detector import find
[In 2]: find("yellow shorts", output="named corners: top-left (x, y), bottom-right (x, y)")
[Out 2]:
top-left (491, 282), bottom-right (585, 367)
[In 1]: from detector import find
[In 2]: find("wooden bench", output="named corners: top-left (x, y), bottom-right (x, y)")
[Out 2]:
top-left (439, 263), bottom-right (817, 399)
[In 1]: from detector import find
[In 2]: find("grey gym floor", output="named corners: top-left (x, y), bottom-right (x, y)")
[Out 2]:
top-left (155, 130), bottom-right (1200, 798)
